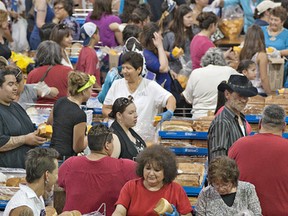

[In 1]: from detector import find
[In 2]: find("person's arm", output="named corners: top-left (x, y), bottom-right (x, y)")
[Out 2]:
top-left (112, 205), bottom-right (127, 216)
top-left (35, 0), bottom-right (47, 28)
top-left (102, 104), bottom-right (112, 118)
top-left (165, 95), bottom-right (176, 112)
top-left (208, 121), bottom-right (229, 161)
top-left (257, 52), bottom-right (271, 95)
top-left (115, 31), bottom-right (124, 46)
top-left (153, 32), bottom-right (169, 73)
top-left (36, 87), bottom-right (59, 98)
top-left (47, 108), bottom-right (53, 125)
top-left (111, 133), bottom-right (121, 158)
top-left (247, 184), bottom-right (262, 215)
top-left (195, 190), bottom-right (207, 216)
top-left (0, 132), bottom-right (46, 152)
top-left (280, 49), bottom-right (288, 56)
top-left (73, 122), bottom-right (87, 153)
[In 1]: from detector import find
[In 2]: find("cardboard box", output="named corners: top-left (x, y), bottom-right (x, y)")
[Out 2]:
top-left (268, 58), bottom-right (285, 91)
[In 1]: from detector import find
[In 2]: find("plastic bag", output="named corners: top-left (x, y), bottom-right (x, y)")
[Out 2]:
top-left (10, 51), bottom-right (35, 73)
top-left (219, 5), bottom-right (244, 40)
top-left (10, 17), bottom-right (30, 52)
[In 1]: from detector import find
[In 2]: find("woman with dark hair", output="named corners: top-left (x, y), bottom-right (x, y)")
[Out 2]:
top-left (112, 145), bottom-right (192, 216)
top-left (103, 51), bottom-right (176, 141)
top-left (130, 3), bottom-right (151, 28)
top-left (196, 156), bottom-right (262, 215)
top-left (109, 96), bottom-right (146, 160)
top-left (53, 0), bottom-right (80, 40)
top-left (240, 24), bottom-right (271, 95)
top-left (48, 71), bottom-right (95, 159)
top-left (50, 24), bottom-right (73, 68)
top-left (140, 22), bottom-right (170, 91)
top-left (26, 40), bottom-right (72, 104)
top-left (119, 0), bottom-right (139, 23)
top-left (163, 4), bottom-right (194, 74)
top-left (190, 11), bottom-right (217, 70)
top-left (85, 0), bottom-right (122, 47)
top-left (98, 35), bottom-right (143, 103)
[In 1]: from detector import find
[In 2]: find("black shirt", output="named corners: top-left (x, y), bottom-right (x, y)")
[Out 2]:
top-left (0, 102), bottom-right (35, 168)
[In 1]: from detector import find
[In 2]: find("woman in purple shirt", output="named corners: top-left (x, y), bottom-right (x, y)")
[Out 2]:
top-left (85, 0), bottom-right (122, 47)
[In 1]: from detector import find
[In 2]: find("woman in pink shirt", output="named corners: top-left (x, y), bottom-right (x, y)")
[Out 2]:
top-left (190, 12), bottom-right (218, 70)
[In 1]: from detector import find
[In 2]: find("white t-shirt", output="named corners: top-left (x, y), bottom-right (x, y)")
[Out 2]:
top-left (182, 64), bottom-right (239, 119)
top-left (104, 78), bottom-right (172, 135)
top-left (4, 184), bottom-right (45, 216)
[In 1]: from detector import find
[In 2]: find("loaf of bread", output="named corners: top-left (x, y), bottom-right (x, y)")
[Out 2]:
top-left (178, 163), bottom-right (205, 174)
top-left (6, 177), bottom-right (26, 187)
top-left (0, 172), bottom-right (7, 186)
top-left (160, 139), bottom-right (192, 147)
top-left (174, 173), bottom-right (201, 187)
top-left (38, 123), bottom-right (53, 138)
top-left (176, 156), bottom-right (207, 164)
top-left (161, 120), bottom-right (193, 132)
top-left (176, 163), bottom-right (205, 187)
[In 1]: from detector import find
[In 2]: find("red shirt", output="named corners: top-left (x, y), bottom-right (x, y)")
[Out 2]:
top-left (190, 34), bottom-right (215, 70)
top-left (229, 133), bottom-right (288, 216)
top-left (26, 65), bottom-right (71, 104)
top-left (76, 46), bottom-right (101, 86)
top-left (116, 178), bottom-right (192, 215)
top-left (58, 156), bottom-right (137, 215)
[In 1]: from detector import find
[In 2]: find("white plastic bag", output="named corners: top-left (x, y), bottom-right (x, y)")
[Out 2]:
top-left (10, 17), bottom-right (30, 52)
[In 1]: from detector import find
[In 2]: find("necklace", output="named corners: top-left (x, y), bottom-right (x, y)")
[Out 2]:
top-left (267, 26), bottom-right (284, 41)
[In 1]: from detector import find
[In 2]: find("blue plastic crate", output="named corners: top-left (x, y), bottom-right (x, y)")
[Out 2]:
top-left (92, 108), bottom-right (102, 115)
top-left (0, 200), bottom-right (7, 210)
top-left (245, 115), bottom-right (261, 123)
top-left (159, 131), bottom-right (208, 140)
top-left (169, 147), bottom-right (208, 156)
top-left (245, 115), bottom-right (288, 123)
top-left (69, 56), bottom-right (78, 64)
top-left (75, 18), bottom-right (85, 26)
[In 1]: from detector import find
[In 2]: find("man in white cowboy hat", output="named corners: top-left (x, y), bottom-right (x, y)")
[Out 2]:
top-left (208, 74), bottom-right (258, 161)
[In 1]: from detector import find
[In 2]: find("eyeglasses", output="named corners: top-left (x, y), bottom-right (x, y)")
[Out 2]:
top-left (212, 182), bottom-right (233, 190)
top-left (54, 6), bottom-right (64, 11)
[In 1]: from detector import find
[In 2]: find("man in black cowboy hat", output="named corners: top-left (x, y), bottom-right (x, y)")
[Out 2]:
top-left (208, 74), bottom-right (258, 161)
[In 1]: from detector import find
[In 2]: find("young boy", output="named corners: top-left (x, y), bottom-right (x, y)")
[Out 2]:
top-left (76, 22), bottom-right (101, 87)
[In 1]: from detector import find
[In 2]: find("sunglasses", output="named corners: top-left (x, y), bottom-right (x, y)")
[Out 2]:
top-left (58, 24), bottom-right (67, 30)
top-left (119, 95), bottom-right (134, 106)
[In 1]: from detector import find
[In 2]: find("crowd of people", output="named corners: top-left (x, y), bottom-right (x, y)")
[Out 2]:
top-left (1, 0), bottom-right (288, 215)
